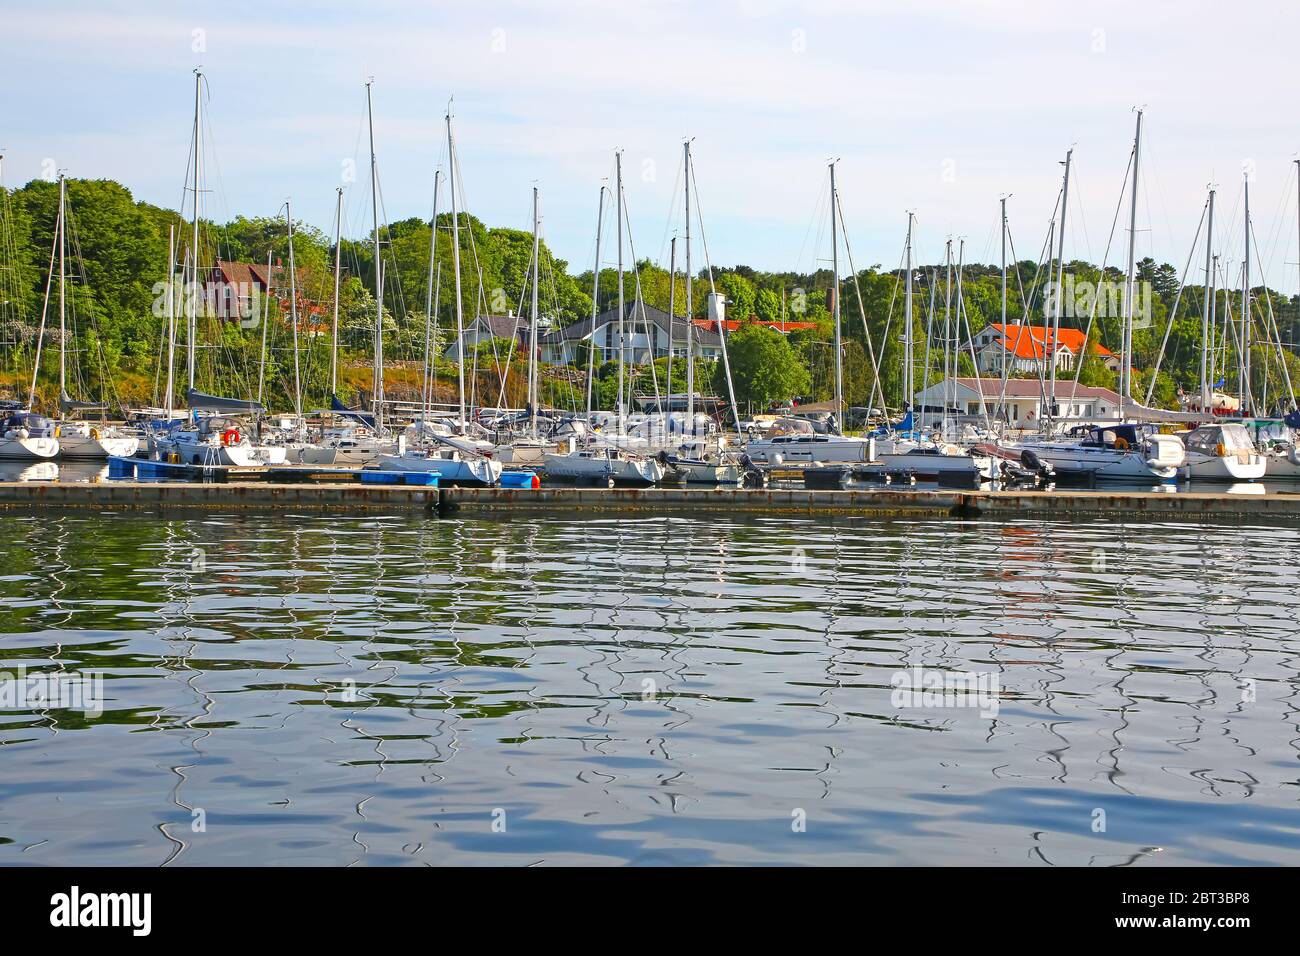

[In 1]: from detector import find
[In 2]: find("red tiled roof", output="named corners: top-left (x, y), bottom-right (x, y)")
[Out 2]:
top-left (984, 323), bottom-right (1113, 359)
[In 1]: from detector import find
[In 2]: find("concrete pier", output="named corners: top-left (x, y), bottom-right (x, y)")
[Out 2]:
top-left (1, 480), bottom-right (1298, 521)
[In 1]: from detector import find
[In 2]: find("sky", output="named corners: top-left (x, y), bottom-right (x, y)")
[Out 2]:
top-left (3, 0), bottom-right (1299, 289)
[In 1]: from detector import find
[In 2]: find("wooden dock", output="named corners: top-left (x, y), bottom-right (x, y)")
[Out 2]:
top-left (1, 480), bottom-right (1298, 521)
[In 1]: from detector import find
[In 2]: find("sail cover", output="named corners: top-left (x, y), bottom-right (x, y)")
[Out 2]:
top-left (329, 393), bottom-right (375, 428)
top-left (59, 390), bottom-right (107, 414)
top-left (186, 388), bottom-right (265, 414)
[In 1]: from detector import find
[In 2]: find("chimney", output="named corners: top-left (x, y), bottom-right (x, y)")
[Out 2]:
top-left (707, 291), bottom-right (726, 328)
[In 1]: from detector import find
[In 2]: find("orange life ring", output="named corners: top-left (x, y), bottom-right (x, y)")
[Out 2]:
top-left (1113, 436), bottom-right (1130, 451)
top-left (222, 428), bottom-right (241, 446)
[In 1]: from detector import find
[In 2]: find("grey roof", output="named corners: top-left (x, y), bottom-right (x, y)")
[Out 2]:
top-left (540, 303), bottom-right (723, 348)
top-left (469, 315), bottom-right (529, 339)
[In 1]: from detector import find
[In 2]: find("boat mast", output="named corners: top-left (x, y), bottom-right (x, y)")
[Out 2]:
top-left (57, 173), bottom-right (66, 402)
top-left (666, 236), bottom-right (676, 416)
top-left (1049, 148), bottom-right (1072, 426)
top-left (1200, 188), bottom-right (1215, 412)
top-left (366, 80), bottom-right (385, 433)
top-left (904, 211), bottom-right (913, 423)
top-left (257, 248), bottom-right (272, 408)
top-left (1240, 172), bottom-right (1251, 414)
top-left (1121, 110), bottom-right (1142, 418)
top-left (829, 161), bottom-right (843, 427)
top-left (584, 184), bottom-right (604, 417)
top-left (164, 224), bottom-right (176, 418)
top-left (285, 199), bottom-right (303, 419)
top-left (189, 69), bottom-right (202, 397)
top-left (422, 170), bottom-right (441, 415)
top-left (615, 150), bottom-right (625, 435)
top-left (447, 107), bottom-right (467, 429)
top-left (330, 186), bottom-right (343, 398)
top-left (997, 197), bottom-right (1007, 424)
top-left (942, 239), bottom-right (953, 438)
top-left (529, 186), bottom-right (541, 438)
top-left (684, 141), bottom-right (694, 429)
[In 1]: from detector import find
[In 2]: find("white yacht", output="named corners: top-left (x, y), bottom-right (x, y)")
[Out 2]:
top-left (151, 417), bottom-right (287, 467)
top-left (1179, 422), bottom-right (1266, 481)
top-left (542, 446), bottom-right (664, 486)
top-left (0, 411), bottom-right (60, 461)
top-left (744, 418), bottom-right (874, 465)
top-left (56, 420), bottom-right (139, 459)
top-left (1009, 423), bottom-right (1185, 482)
top-left (877, 443), bottom-right (995, 481)
top-left (377, 436), bottom-right (502, 486)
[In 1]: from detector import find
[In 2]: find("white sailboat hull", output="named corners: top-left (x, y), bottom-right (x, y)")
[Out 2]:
top-left (1182, 451), bottom-right (1267, 481)
top-left (376, 454), bottom-right (502, 486)
top-left (58, 433), bottom-right (140, 459)
top-left (295, 440), bottom-right (398, 467)
top-left (1016, 444), bottom-right (1179, 481)
top-left (543, 452), bottom-right (664, 485)
top-left (744, 435), bottom-right (873, 464)
top-left (160, 437), bottom-right (287, 467)
top-left (1260, 450), bottom-right (1300, 480)
top-left (672, 460), bottom-right (743, 484)
top-left (877, 450), bottom-right (994, 480)
top-left (0, 436), bottom-right (60, 460)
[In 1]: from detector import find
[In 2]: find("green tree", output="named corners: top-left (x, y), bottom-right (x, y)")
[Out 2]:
top-left (719, 324), bottom-right (810, 412)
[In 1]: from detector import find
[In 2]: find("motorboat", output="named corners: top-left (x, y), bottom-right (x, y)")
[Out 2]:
top-left (1008, 423), bottom-right (1185, 482)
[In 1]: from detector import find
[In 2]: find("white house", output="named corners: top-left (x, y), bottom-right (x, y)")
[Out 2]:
top-left (442, 313), bottom-right (538, 359)
top-left (540, 298), bottom-right (725, 365)
top-left (969, 323), bottom-right (1120, 376)
top-left (913, 377), bottom-right (1124, 430)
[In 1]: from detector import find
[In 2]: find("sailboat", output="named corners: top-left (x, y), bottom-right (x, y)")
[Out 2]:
top-left (542, 150), bottom-right (663, 485)
top-left (0, 155), bottom-right (59, 461)
top-left (493, 186), bottom-right (558, 466)
top-left (0, 409), bottom-right (59, 460)
top-left (376, 96), bottom-right (501, 486)
top-left (150, 71), bottom-right (284, 467)
top-left (42, 175), bottom-right (139, 458)
top-left (1010, 112), bottom-right (1186, 482)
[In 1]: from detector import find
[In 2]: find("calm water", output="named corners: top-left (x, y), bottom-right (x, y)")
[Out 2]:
top-left (1, 509), bottom-right (1298, 866)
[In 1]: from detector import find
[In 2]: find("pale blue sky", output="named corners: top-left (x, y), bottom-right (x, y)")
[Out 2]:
top-left (3, 0), bottom-right (1298, 288)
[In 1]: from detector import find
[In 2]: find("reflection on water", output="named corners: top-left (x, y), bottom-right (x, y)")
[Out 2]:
top-left (0, 511), bottom-right (1298, 866)
top-left (0, 461), bottom-right (109, 483)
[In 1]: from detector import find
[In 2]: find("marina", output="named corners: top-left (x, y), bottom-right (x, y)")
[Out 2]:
top-left (3, 0), bottom-right (1299, 920)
